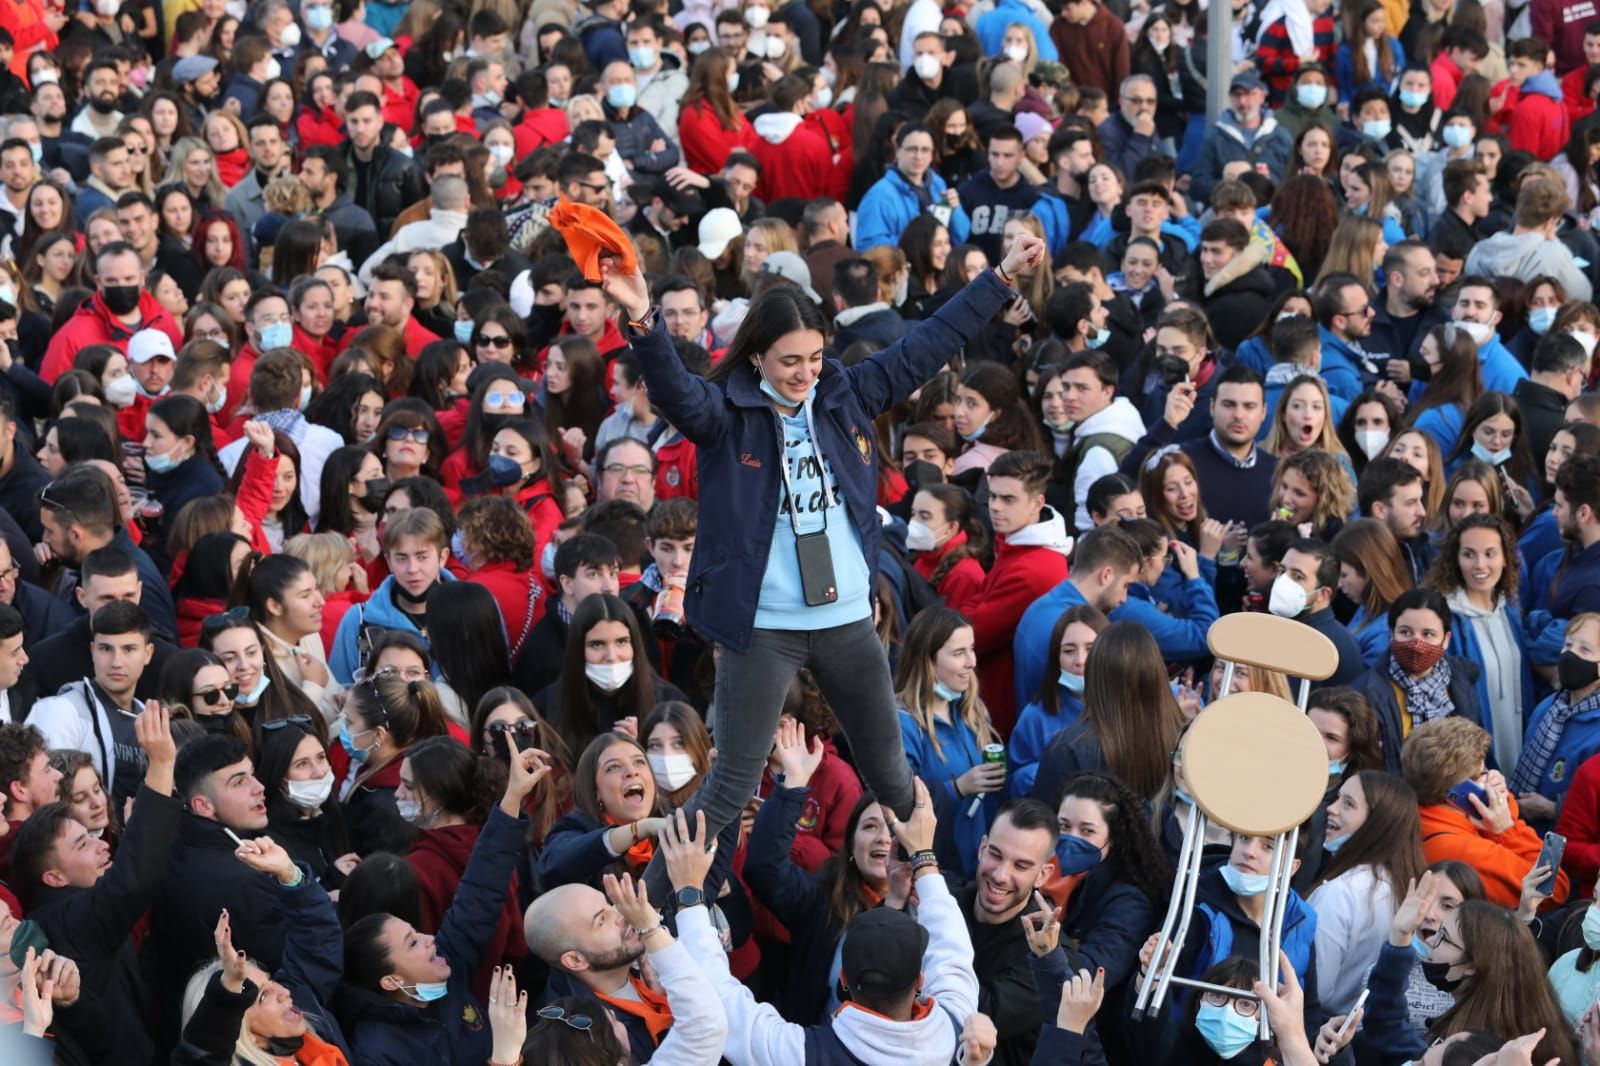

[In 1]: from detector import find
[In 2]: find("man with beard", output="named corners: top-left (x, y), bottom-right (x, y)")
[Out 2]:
top-left (37, 478), bottom-right (175, 637)
top-left (67, 58), bottom-right (122, 139)
top-left (954, 800), bottom-right (1059, 1066)
top-left (1037, 126), bottom-right (1097, 242)
top-left (171, 55), bottom-right (222, 131)
top-left (1550, 454), bottom-right (1600, 618)
top-left (31, 78), bottom-right (89, 181)
top-left (1371, 241), bottom-right (1446, 383)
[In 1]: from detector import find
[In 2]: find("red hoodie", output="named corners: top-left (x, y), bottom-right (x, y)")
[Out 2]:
top-left (407, 823), bottom-right (526, 1005)
top-left (515, 108), bottom-right (570, 157)
top-left (913, 530), bottom-right (986, 609)
top-left (678, 100), bottom-right (755, 175)
top-left (40, 290), bottom-right (185, 384)
top-left (296, 104), bottom-right (345, 149)
top-left (747, 113), bottom-right (835, 204)
top-left (756, 741), bottom-right (863, 872)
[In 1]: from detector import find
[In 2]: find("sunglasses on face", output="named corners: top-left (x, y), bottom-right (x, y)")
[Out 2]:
top-left (194, 683), bottom-right (240, 706)
top-left (484, 392), bottom-right (524, 410)
top-left (477, 334), bottom-right (513, 348)
top-left (387, 426), bottom-right (429, 444)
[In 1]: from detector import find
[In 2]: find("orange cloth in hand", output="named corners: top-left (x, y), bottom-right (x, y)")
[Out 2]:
top-left (548, 197), bottom-right (638, 282)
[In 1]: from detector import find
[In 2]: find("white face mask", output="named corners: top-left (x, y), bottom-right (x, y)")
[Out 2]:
top-left (1268, 573), bottom-right (1310, 618)
top-left (765, 35), bottom-right (786, 58)
top-left (277, 22), bottom-right (301, 48)
top-left (1570, 329), bottom-right (1599, 357)
top-left (1004, 44), bottom-right (1028, 63)
top-left (913, 54), bottom-right (941, 81)
top-left (745, 5), bottom-right (769, 27)
top-left (586, 660), bottom-right (634, 692)
top-left (649, 752), bottom-right (697, 790)
top-left (905, 519), bottom-right (940, 552)
top-left (104, 373), bottom-right (139, 408)
top-left (1456, 320), bottom-right (1493, 347)
top-left (395, 796), bottom-right (424, 823)
top-left (1354, 428), bottom-right (1390, 460)
top-left (264, 57), bottom-right (282, 82)
top-left (284, 771), bottom-right (335, 810)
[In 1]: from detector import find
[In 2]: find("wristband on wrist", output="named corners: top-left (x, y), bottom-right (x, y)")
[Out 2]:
top-left (911, 850), bottom-right (939, 873)
top-left (995, 264), bottom-right (1014, 286)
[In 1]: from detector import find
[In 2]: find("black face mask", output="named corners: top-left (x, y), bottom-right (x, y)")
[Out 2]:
top-left (392, 580), bottom-right (434, 608)
top-left (264, 1035), bottom-right (305, 1056)
top-left (1420, 960), bottom-right (1465, 994)
top-left (1559, 650), bottom-right (1600, 692)
top-left (102, 284), bottom-right (140, 315)
top-left (196, 710), bottom-right (239, 735)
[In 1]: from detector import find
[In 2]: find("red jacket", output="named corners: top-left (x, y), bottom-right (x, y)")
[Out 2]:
top-left (806, 109), bottom-right (853, 203)
top-left (438, 395), bottom-right (469, 451)
top-left (40, 291), bottom-right (185, 384)
top-left (116, 393), bottom-right (153, 443)
top-left (176, 595), bottom-right (227, 648)
top-left (678, 101), bottom-right (754, 175)
top-left (293, 324), bottom-right (342, 383)
top-left (654, 433), bottom-right (698, 501)
top-left (0, 0), bottom-right (57, 80)
top-left (319, 588), bottom-right (367, 657)
top-left (382, 77), bottom-right (420, 130)
top-left (406, 823), bottom-right (526, 1005)
top-left (913, 530), bottom-right (987, 609)
top-left (466, 560), bottom-right (547, 659)
top-left (514, 108), bottom-right (570, 157)
top-left (959, 531), bottom-right (1070, 737)
top-left (1432, 52), bottom-right (1465, 111)
top-left (1556, 750), bottom-right (1600, 897)
top-left (748, 116), bottom-right (836, 205)
top-left (1492, 76), bottom-right (1571, 160)
top-left (220, 345), bottom-right (259, 426)
top-left (296, 104), bottom-right (345, 149)
top-left (756, 740), bottom-right (863, 872)
top-left (1563, 64), bottom-right (1596, 121)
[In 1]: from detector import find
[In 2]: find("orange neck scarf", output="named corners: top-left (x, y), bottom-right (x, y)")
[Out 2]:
top-left (604, 814), bottom-right (656, 867)
top-left (597, 974), bottom-right (674, 1043)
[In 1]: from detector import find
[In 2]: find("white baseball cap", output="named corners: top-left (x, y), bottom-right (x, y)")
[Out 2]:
top-left (127, 329), bottom-right (175, 364)
top-left (697, 208), bottom-right (743, 260)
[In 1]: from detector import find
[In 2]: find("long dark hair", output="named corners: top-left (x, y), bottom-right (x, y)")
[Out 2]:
top-left (542, 336), bottom-right (607, 459)
top-left (461, 365), bottom-right (529, 468)
top-left (409, 341), bottom-right (465, 412)
top-left (555, 594), bottom-right (660, 758)
top-left (404, 736), bottom-right (484, 823)
top-left (315, 445), bottom-right (376, 535)
top-left (1446, 391), bottom-right (1538, 495)
top-left (149, 393), bottom-right (227, 479)
top-left (1410, 324), bottom-right (1484, 418)
top-left (570, 730), bottom-right (661, 826)
top-left (960, 361), bottom-right (1045, 453)
top-left (917, 482), bottom-right (991, 586)
top-left (707, 285), bottom-right (830, 385)
top-left (818, 791), bottom-right (891, 928)
top-left (197, 614), bottom-right (323, 737)
top-left (1336, 388), bottom-right (1404, 475)
top-left (469, 686), bottom-right (571, 844)
top-left (229, 428), bottom-right (308, 533)
top-left (1312, 770), bottom-right (1425, 895)
top-left (1076, 622), bottom-right (1182, 801)
top-left (424, 581), bottom-right (511, 719)
top-left (158, 648), bottom-right (252, 747)
top-left (1055, 772), bottom-right (1170, 902)
top-left (1036, 604), bottom-right (1110, 712)
top-left (258, 717), bottom-right (347, 833)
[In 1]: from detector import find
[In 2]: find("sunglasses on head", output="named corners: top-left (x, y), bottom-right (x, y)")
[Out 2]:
top-left (261, 715), bottom-right (313, 732)
top-left (201, 605), bottom-right (252, 636)
top-left (194, 683), bottom-right (240, 706)
top-left (537, 1005), bottom-right (594, 1035)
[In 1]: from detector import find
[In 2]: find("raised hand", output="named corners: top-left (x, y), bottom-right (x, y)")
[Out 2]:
top-left (136, 701), bottom-right (176, 794)
top-left (1000, 232), bottom-right (1046, 279)
top-left (501, 745), bottom-right (552, 815)
top-left (599, 254), bottom-right (650, 323)
top-left (887, 777), bottom-right (937, 856)
top-left (215, 909), bottom-right (249, 994)
top-left (958, 1011), bottom-right (997, 1065)
top-left (487, 965), bottom-right (527, 1065)
top-left (659, 808), bottom-right (715, 892)
top-left (1021, 891), bottom-right (1061, 957)
top-left (603, 871), bottom-right (662, 933)
top-left (19, 948), bottom-right (53, 1037)
top-left (1253, 951), bottom-right (1307, 1046)
top-left (242, 420), bottom-right (276, 456)
top-left (1389, 870), bottom-right (1444, 947)
top-left (1057, 968), bottom-right (1105, 1035)
top-left (772, 717), bottom-right (825, 789)
top-left (234, 835), bottom-right (299, 885)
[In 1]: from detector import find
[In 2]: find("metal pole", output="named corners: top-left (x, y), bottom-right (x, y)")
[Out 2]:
top-left (1207, 0), bottom-right (1234, 128)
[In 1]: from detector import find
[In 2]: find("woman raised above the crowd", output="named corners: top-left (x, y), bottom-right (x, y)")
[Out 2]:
top-left (597, 226), bottom-right (1048, 894)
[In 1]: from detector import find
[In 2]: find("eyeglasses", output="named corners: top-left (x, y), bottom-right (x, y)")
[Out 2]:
top-left (1122, 95), bottom-right (1157, 105)
top-left (261, 715), bottom-right (313, 733)
top-left (603, 463), bottom-right (653, 478)
top-left (1201, 991), bottom-right (1260, 1018)
top-left (1433, 922), bottom-right (1464, 953)
top-left (0, 560), bottom-right (18, 584)
top-left (477, 334), bottom-right (514, 348)
top-left (387, 426), bottom-right (430, 444)
top-left (1342, 304), bottom-right (1374, 318)
top-left (201, 605), bottom-right (252, 636)
top-left (537, 1005), bottom-right (594, 1035)
top-left (194, 683), bottom-right (240, 706)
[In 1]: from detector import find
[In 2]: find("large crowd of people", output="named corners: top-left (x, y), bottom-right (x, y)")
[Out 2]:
top-left (11, 0), bottom-right (1600, 1062)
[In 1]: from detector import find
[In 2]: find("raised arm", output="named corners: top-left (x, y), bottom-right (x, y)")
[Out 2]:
top-left (743, 720), bottom-right (828, 921)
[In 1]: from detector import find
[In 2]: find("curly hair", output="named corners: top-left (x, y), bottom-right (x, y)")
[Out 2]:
top-left (1401, 717), bottom-right (1490, 805)
top-left (1426, 512), bottom-right (1520, 603)
top-left (0, 724), bottom-right (47, 800)
top-left (1056, 771), bottom-right (1170, 904)
top-left (1271, 449), bottom-right (1354, 539)
top-left (456, 495), bottom-right (535, 570)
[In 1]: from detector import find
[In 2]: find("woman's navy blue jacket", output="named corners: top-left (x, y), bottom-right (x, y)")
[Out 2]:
top-left (632, 269), bottom-right (1014, 652)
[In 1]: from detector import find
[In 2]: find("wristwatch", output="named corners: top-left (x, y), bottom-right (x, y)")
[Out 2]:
top-left (674, 886), bottom-right (706, 909)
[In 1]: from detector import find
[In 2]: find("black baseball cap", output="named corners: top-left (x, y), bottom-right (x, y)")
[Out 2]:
top-left (841, 907), bottom-right (928, 995)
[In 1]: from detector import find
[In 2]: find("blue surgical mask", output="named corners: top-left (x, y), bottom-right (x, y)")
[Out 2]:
top-left (1471, 441), bottom-right (1511, 466)
top-left (487, 452), bottom-right (527, 487)
top-left (145, 448), bottom-right (181, 473)
top-left (1087, 326), bottom-right (1110, 349)
top-left (205, 381), bottom-right (227, 415)
top-left (259, 321), bottom-right (292, 351)
top-left (339, 724), bottom-right (371, 762)
top-left (1583, 905), bottom-right (1600, 950)
top-left (607, 83), bottom-right (637, 110)
top-left (628, 46), bottom-right (656, 68)
top-left (449, 528), bottom-right (467, 561)
top-left (1530, 306), bottom-right (1558, 335)
top-left (757, 370), bottom-right (816, 408)
top-left (404, 980), bottom-right (448, 1002)
top-left (959, 419), bottom-right (989, 443)
top-left (1362, 119), bottom-right (1392, 141)
top-left (1324, 834), bottom-right (1349, 853)
top-left (1295, 83), bottom-right (1328, 109)
top-left (932, 679), bottom-right (963, 702)
top-left (1055, 833), bottom-right (1103, 875)
top-left (1399, 88), bottom-right (1429, 109)
top-left (1196, 1001), bottom-right (1258, 1059)
top-left (236, 673), bottom-right (270, 706)
top-left (1061, 672), bottom-right (1085, 695)
top-left (1328, 758), bottom-right (1346, 776)
top-left (297, 384), bottom-right (312, 411)
top-left (1442, 124), bottom-right (1474, 149)
top-left (1411, 933), bottom-right (1432, 959)
top-left (453, 319), bottom-right (475, 344)
top-left (306, 4), bottom-right (333, 30)
top-left (1219, 863), bottom-right (1271, 897)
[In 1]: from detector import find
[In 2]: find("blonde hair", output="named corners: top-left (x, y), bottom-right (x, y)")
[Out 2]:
top-left (261, 175), bottom-right (310, 216)
top-left (1314, 216), bottom-right (1384, 288)
top-left (861, 245), bottom-right (906, 305)
top-left (1270, 449), bottom-right (1354, 535)
top-left (161, 136), bottom-right (227, 207)
top-left (180, 961), bottom-right (323, 1066)
top-left (284, 531), bottom-right (354, 593)
top-left (408, 248), bottom-right (459, 309)
top-left (1264, 375), bottom-right (1351, 459)
top-left (893, 607), bottom-right (998, 762)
